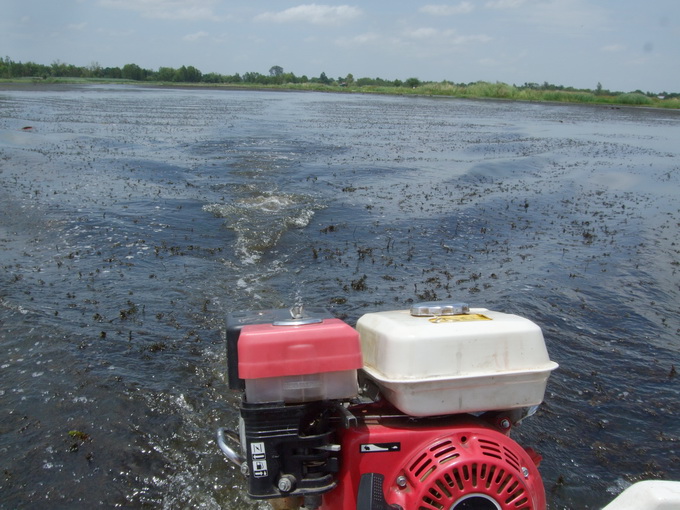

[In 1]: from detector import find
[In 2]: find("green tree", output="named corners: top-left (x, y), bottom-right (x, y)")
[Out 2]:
top-left (185, 65), bottom-right (201, 82)
top-left (175, 65), bottom-right (201, 82)
top-left (0, 57), bottom-right (15, 78)
top-left (51, 60), bottom-right (69, 77)
top-left (405, 77), bottom-right (421, 88)
top-left (102, 67), bottom-right (122, 79)
top-left (243, 71), bottom-right (262, 83)
top-left (202, 72), bottom-right (223, 83)
top-left (86, 61), bottom-right (102, 78)
top-left (223, 73), bottom-right (242, 83)
top-left (281, 72), bottom-right (298, 84)
top-left (318, 71), bottom-right (331, 85)
top-left (269, 65), bottom-right (283, 77)
top-left (156, 67), bottom-right (176, 81)
top-left (122, 63), bottom-right (143, 81)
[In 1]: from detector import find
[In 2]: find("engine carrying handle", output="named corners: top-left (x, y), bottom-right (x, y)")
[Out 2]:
top-left (409, 301), bottom-right (469, 316)
top-left (216, 427), bottom-right (245, 468)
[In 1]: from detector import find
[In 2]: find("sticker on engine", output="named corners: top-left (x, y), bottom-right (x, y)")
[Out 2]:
top-left (360, 442), bottom-right (401, 453)
top-left (252, 459), bottom-right (268, 478)
top-left (251, 442), bottom-right (266, 456)
top-left (429, 314), bottom-right (491, 323)
top-left (251, 442), bottom-right (268, 477)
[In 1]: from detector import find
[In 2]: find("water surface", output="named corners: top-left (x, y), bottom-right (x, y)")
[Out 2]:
top-left (1, 85), bottom-right (679, 509)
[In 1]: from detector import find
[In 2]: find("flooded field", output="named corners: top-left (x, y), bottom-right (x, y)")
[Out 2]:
top-left (1, 84), bottom-right (679, 509)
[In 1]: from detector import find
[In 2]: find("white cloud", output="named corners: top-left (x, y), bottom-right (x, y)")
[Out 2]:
top-left (406, 27), bottom-right (443, 40)
top-left (626, 55), bottom-right (650, 67)
top-left (525, 0), bottom-right (610, 34)
top-left (420, 2), bottom-right (474, 16)
top-left (254, 4), bottom-right (362, 26)
top-left (96, 26), bottom-right (134, 38)
top-left (601, 43), bottom-right (626, 52)
top-left (479, 58), bottom-right (499, 66)
top-left (183, 31), bottom-right (209, 42)
top-left (335, 32), bottom-right (381, 48)
top-left (67, 22), bottom-right (88, 31)
top-left (454, 33), bottom-right (492, 44)
top-left (99, 0), bottom-right (222, 21)
top-left (403, 27), bottom-right (491, 45)
top-left (336, 26), bottom-right (490, 52)
top-left (483, 0), bottom-right (610, 34)
top-left (485, 0), bottom-right (527, 9)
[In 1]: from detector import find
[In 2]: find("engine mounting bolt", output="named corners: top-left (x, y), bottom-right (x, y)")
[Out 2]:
top-left (499, 418), bottom-right (511, 429)
top-left (396, 475), bottom-right (408, 488)
top-left (522, 467), bottom-right (530, 478)
top-left (278, 476), bottom-right (295, 493)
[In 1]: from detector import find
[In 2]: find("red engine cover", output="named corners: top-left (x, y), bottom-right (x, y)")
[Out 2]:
top-left (321, 416), bottom-right (546, 510)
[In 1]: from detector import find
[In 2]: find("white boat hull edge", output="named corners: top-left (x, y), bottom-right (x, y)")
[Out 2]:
top-left (602, 481), bottom-right (680, 510)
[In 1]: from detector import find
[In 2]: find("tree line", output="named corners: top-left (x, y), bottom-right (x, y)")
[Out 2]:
top-left (0, 57), bottom-right (355, 86)
top-left (1, 56), bottom-right (677, 99)
top-left (0, 56), bottom-right (422, 88)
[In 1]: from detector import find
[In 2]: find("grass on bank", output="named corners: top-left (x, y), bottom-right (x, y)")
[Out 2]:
top-left (339, 81), bottom-right (679, 109)
top-left (2, 76), bottom-right (679, 109)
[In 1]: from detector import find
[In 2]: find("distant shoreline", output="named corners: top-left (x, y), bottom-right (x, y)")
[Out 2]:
top-left (2, 77), bottom-right (679, 110)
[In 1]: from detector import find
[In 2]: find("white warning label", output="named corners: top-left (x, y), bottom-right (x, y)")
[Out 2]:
top-left (251, 442), bottom-right (268, 478)
top-left (360, 442), bottom-right (401, 453)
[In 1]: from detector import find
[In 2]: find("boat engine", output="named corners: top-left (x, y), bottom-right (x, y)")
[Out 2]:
top-left (217, 303), bottom-right (558, 510)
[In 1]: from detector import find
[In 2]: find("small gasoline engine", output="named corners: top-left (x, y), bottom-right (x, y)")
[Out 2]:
top-left (217, 303), bottom-right (558, 510)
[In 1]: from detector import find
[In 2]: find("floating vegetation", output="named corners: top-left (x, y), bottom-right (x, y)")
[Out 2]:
top-left (68, 430), bottom-right (90, 442)
top-left (349, 275), bottom-right (368, 292)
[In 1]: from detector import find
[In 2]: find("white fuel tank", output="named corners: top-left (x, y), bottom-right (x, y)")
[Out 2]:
top-left (356, 303), bottom-right (558, 416)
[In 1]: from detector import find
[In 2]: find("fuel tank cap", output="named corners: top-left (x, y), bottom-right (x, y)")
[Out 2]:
top-left (410, 302), bottom-right (470, 317)
top-left (272, 304), bottom-right (324, 326)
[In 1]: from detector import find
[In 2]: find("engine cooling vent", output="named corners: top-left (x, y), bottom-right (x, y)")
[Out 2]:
top-left (402, 428), bottom-right (543, 510)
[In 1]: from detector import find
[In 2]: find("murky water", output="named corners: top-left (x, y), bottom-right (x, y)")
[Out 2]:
top-left (1, 84), bottom-right (679, 509)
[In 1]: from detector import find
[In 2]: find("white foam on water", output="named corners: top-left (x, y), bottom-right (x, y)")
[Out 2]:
top-left (203, 191), bottom-right (317, 268)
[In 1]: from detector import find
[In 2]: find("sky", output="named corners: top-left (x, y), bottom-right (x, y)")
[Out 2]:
top-left (2, 0), bottom-right (679, 93)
